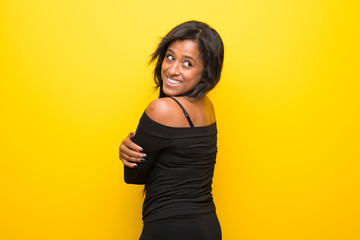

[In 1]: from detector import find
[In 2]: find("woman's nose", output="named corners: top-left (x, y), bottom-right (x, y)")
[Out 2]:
top-left (168, 62), bottom-right (180, 75)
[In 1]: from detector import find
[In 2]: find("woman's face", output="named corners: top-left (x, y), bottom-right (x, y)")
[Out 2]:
top-left (161, 40), bottom-right (204, 97)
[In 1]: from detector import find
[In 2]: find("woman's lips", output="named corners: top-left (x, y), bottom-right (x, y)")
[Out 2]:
top-left (165, 75), bottom-right (182, 86)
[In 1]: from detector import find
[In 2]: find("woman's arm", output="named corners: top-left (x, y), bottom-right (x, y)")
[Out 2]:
top-left (123, 97), bottom-right (188, 184)
top-left (123, 111), bottom-right (172, 184)
top-left (119, 132), bottom-right (146, 168)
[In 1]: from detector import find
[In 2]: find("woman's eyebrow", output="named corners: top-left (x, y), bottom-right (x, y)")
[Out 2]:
top-left (167, 49), bottom-right (197, 63)
top-left (184, 55), bottom-right (196, 63)
top-left (167, 49), bottom-right (175, 54)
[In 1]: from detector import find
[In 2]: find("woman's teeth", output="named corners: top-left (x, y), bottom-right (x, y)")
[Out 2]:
top-left (168, 77), bottom-right (181, 85)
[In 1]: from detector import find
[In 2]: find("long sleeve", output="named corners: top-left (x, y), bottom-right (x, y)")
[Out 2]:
top-left (124, 112), bottom-right (172, 184)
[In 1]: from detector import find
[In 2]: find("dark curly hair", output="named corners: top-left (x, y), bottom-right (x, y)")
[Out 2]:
top-left (150, 20), bottom-right (224, 100)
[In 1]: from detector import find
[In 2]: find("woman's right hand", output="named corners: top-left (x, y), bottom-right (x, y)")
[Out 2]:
top-left (119, 132), bottom-right (146, 168)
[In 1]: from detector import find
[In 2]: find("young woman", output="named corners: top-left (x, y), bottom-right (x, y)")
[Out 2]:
top-left (119, 20), bottom-right (224, 240)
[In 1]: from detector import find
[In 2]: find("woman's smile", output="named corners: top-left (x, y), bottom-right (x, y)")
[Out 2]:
top-left (164, 75), bottom-right (182, 86)
top-left (161, 40), bottom-right (204, 96)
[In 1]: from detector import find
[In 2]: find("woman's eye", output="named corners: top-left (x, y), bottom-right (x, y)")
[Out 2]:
top-left (166, 55), bottom-right (174, 61)
top-left (183, 61), bottom-right (192, 67)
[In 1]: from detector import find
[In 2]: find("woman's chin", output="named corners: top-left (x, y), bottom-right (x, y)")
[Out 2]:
top-left (163, 86), bottom-right (180, 97)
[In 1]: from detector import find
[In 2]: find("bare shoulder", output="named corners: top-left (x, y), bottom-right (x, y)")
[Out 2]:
top-left (145, 97), bottom-right (185, 127)
top-left (146, 98), bottom-right (173, 116)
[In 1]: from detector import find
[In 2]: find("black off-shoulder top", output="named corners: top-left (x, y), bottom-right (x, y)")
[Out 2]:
top-left (124, 111), bottom-right (218, 223)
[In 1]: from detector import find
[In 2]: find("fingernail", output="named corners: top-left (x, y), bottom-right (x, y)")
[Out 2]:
top-left (140, 158), bottom-right (147, 162)
top-left (133, 164), bottom-right (138, 168)
top-left (139, 148), bottom-right (144, 153)
top-left (129, 132), bottom-right (135, 136)
top-left (143, 155), bottom-right (148, 159)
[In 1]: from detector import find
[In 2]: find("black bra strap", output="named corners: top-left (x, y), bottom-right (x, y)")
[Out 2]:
top-left (169, 97), bottom-right (194, 127)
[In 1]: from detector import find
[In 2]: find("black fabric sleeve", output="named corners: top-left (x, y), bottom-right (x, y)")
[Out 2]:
top-left (124, 112), bottom-right (171, 184)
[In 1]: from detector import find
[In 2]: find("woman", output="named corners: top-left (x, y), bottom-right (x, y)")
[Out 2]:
top-left (119, 20), bottom-right (224, 240)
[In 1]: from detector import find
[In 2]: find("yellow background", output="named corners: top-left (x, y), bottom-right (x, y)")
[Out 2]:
top-left (1, 0), bottom-right (359, 239)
